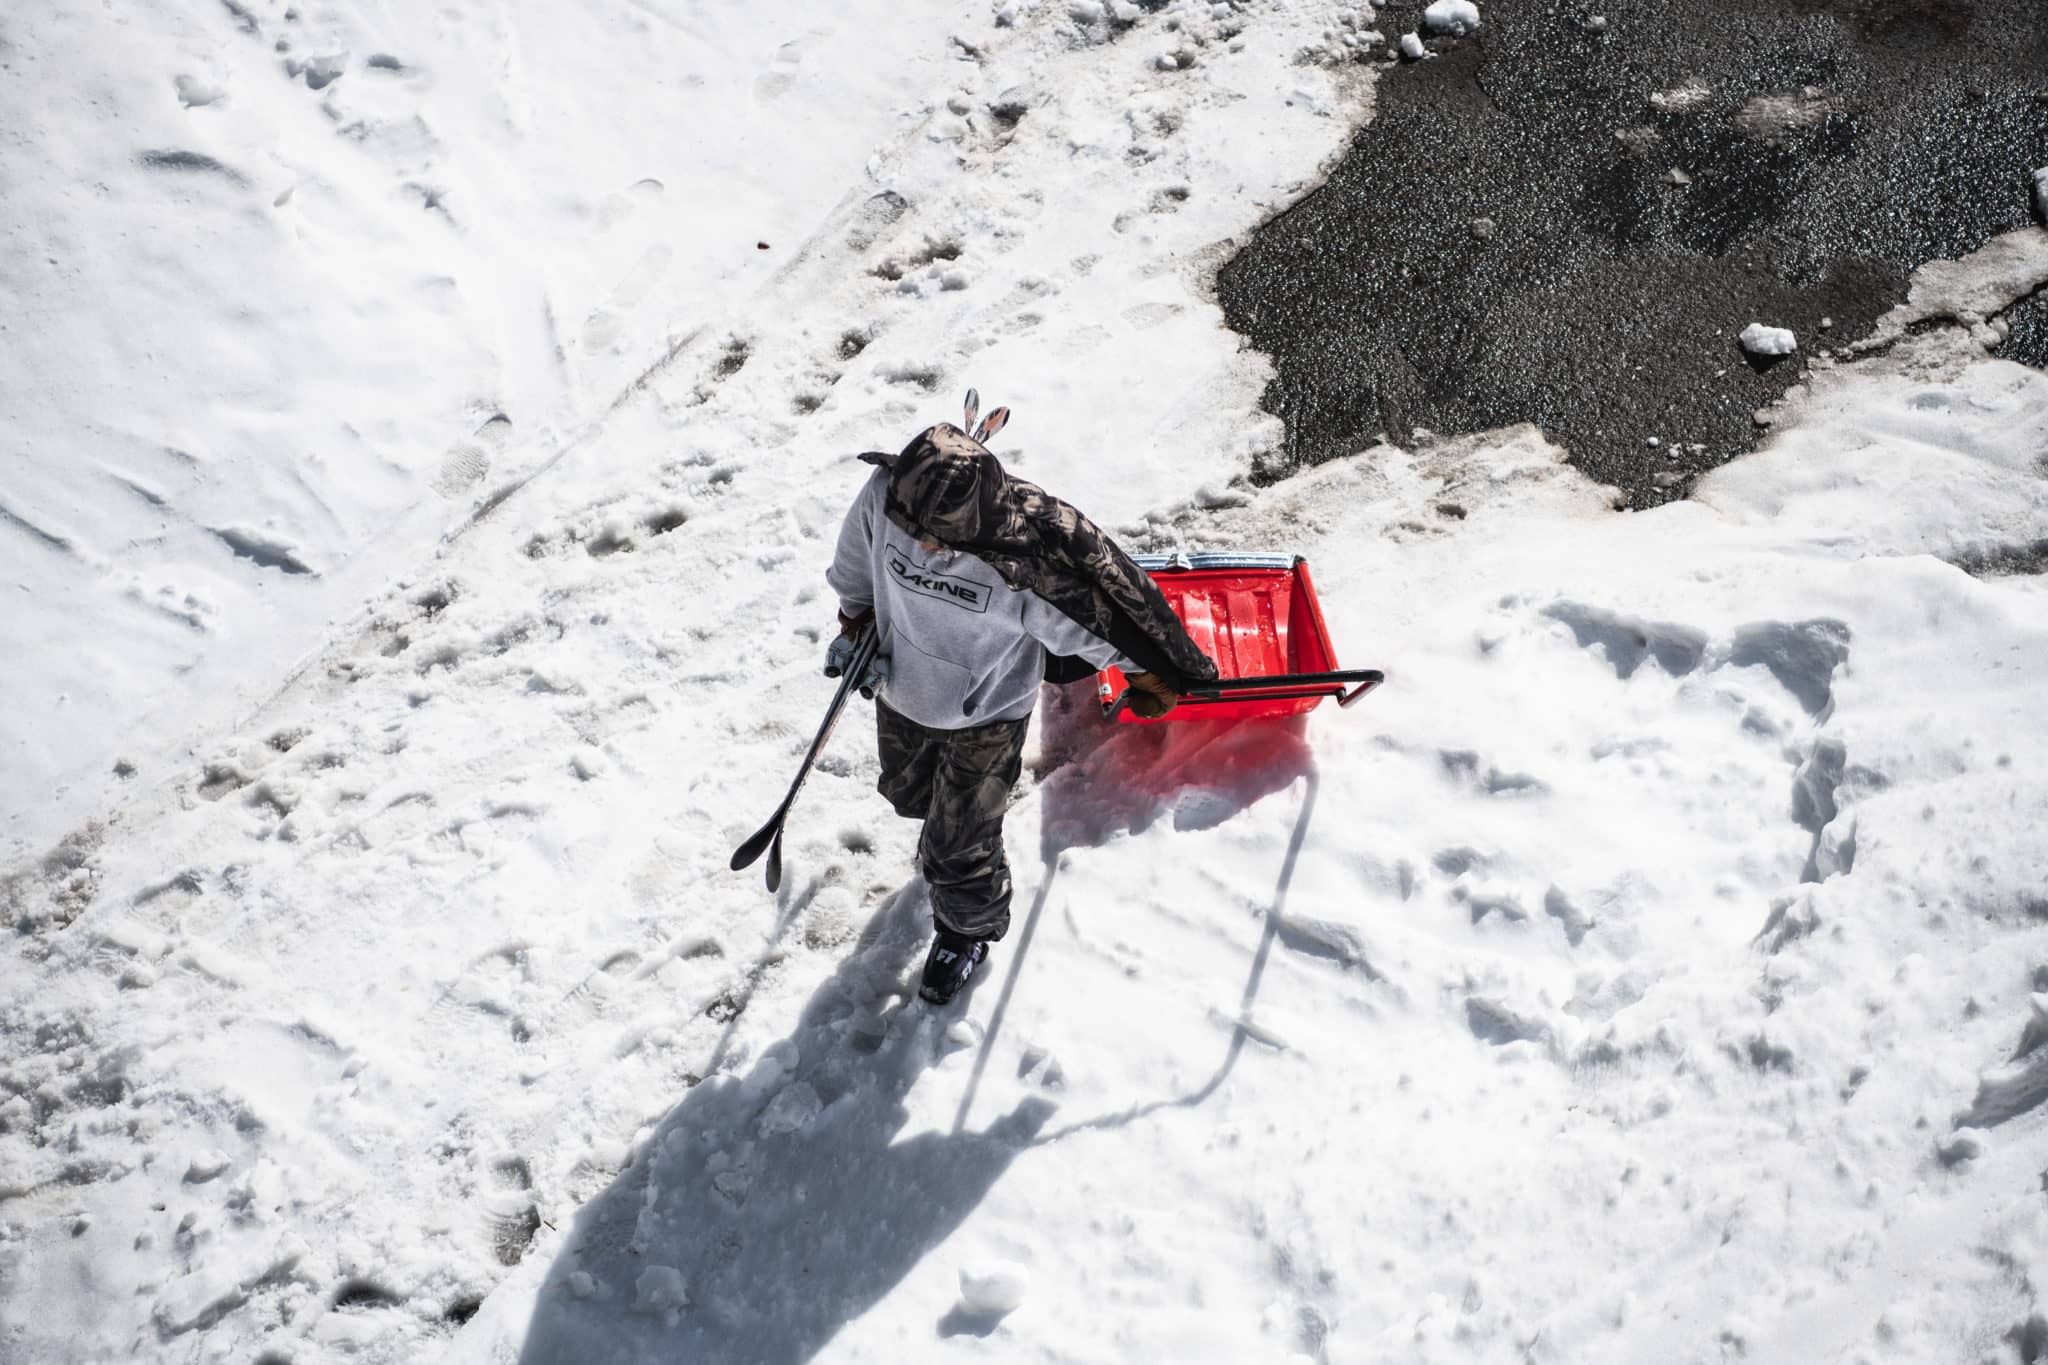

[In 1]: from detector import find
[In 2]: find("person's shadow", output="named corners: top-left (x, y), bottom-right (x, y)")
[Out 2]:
top-left (498, 683), bottom-right (1319, 1364)
top-left (504, 881), bottom-right (1054, 1365)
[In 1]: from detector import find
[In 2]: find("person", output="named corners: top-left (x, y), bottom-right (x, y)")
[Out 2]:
top-left (826, 398), bottom-right (1219, 1004)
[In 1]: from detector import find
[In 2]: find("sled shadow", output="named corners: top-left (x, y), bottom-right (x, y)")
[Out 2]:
top-left (947, 683), bottom-right (1321, 1141)
top-left (510, 885), bottom-right (1052, 1365)
top-left (1038, 766), bottom-right (1319, 1142)
top-left (1031, 678), bottom-right (1316, 854)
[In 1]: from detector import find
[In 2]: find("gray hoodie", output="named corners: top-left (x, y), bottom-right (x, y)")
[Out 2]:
top-left (827, 468), bottom-right (1134, 730)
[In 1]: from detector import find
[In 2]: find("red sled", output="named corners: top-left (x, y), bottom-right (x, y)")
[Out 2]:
top-left (1097, 553), bottom-right (1385, 723)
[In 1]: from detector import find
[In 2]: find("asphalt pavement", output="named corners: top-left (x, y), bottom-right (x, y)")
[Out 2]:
top-left (1219, 0), bottom-right (2048, 504)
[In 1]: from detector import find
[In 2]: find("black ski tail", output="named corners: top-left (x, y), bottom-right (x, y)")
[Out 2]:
top-left (730, 627), bottom-right (881, 891)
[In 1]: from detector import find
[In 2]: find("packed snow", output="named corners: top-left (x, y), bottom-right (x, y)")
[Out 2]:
top-left (6, 3), bottom-right (2048, 1365)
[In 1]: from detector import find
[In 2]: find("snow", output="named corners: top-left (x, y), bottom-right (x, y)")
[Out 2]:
top-left (1649, 78), bottom-right (1711, 113)
top-left (1860, 219), bottom-right (2048, 354)
top-left (0, 0), bottom-right (974, 863)
top-left (958, 1258), bottom-right (1031, 1314)
top-left (7, 2), bottom-right (2048, 1364)
top-left (1739, 322), bottom-right (1798, 357)
top-left (1400, 32), bottom-right (1429, 61)
top-left (1422, 1), bottom-right (1482, 37)
top-left (632, 1265), bottom-right (688, 1322)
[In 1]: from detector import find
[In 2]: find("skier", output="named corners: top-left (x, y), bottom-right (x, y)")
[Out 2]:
top-left (826, 395), bottom-right (1219, 1004)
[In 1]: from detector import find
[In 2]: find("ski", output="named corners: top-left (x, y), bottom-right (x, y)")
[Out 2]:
top-left (730, 626), bottom-right (881, 892)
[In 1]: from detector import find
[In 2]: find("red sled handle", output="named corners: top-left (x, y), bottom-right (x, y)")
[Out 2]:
top-left (1102, 668), bottom-right (1384, 720)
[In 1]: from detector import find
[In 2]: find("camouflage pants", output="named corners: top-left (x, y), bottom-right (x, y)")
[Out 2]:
top-left (875, 699), bottom-right (1028, 941)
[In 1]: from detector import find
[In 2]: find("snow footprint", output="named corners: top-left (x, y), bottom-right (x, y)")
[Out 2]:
top-left (753, 38), bottom-right (807, 101)
top-left (482, 1154), bottom-right (541, 1266)
top-left (432, 414), bottom-right (511, 498)
top-left (593, 176), bottom-right (665, 232)
top-left (581, 244), bottom-right (675, 353)
top-left (436, 943), bottom-right (532, 1026)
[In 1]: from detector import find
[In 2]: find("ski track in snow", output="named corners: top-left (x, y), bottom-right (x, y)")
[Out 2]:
top-left (7, 2), bottom-right (2048, 1364)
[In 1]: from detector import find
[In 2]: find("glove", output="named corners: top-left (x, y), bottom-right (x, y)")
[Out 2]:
top-left (825, 608), bottom-right (871, 677)
top-left (1125, 671), bottom-right (1179, 719)
top-left (825, 609), bottom-right (890, 698)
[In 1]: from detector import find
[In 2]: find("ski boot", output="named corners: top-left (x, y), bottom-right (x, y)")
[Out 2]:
top-left (919, 929), bottom-right (988, 1005)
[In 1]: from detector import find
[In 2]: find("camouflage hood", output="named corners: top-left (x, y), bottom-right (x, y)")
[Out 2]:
top-left (861, 423), bottom-right (1218, 690)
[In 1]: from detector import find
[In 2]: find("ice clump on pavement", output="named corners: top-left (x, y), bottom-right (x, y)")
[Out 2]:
top-left (1740, 322), bottom-right (1798, 357)
top-left (1399, 32), bottom-right (1427, 60)
top-left (1423, 1), bottom-right (1480, 36)
top-left (1650, 79), bottom-right (1710, 113)
top-left (2034, 165), bottom-right (2047, 224)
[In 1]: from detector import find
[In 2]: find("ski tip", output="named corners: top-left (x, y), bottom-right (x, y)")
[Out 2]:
top-left (963, 387), bottom-right (980, 434)
top-left (975, 406), bottom-right (1010, 444)
top-left (730, 821), bottom-right (774, 872)
top-left (764, 832), bottom-right (784, 893)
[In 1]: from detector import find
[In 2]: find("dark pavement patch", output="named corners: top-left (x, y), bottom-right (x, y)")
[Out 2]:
top-left (1219, 0), bottom-right (2048, 505)
top-left (1995, 285), bottom-right (2048, 368)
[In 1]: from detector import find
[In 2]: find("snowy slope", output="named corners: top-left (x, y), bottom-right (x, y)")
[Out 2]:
top-left (0, 0), bottom-right (979, 862)
top-left (7, 3), bottom-right (2048, 1365)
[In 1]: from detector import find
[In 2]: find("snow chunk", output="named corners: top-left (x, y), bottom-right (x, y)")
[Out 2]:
top-left (1734, 90), bottom-right (1835, 147)
top-left (174, 75), bottom-right (226, 108)
top-left (2034, 166), bottom-right (2047, 225)
top-left (153, 1233), bottom-right (306, 1336)
top-left (1739, 323), bottom-right (1797, 358)
top-left (634, 1265), bottom-right (689, 1319)
top-left (292, 53), bottom-right (348, 92)
top-left (742, 1039), bottom-right (800, 1099)
top-left (757, 1081), bottom-right (822, 1136)
top-left (944, 1019), bottom-right (983, 1052)
top-left (1649, 79), bottom-right (1709, 113)
top-left (1466, 996), bottom-right (1549, 1046)
top-left (1399, 32), bottom-right (1427, 60)
top-left (154, 1269), bottom-right (244, 1336)
top-left (1422, 1), bottom-right (1480, 36)
top-left (566, 1271), bottom-right (595, 1298)
top-left (958, 1259), bottom-right (1030, 1314)
top-left (184, 1149), bottom-right (233, 1183)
